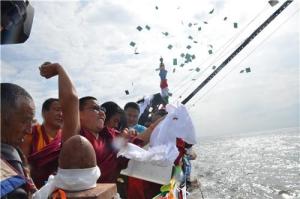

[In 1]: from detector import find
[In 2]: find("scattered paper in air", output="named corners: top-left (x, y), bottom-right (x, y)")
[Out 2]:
top-left (137, 26), bottom-right (143, 31)
top-left (234, 22), bottom-right (238, 28)
top-left (167, 44), bottom-right (173, 50)
top-left (203, 21), bottom-right (208, 24)
top-left (212, 65), bottom-right (216, 69)
top-left (208, 49), bottom-right (213, 54)
top-left (224, 17), bottom-right (227, 21)
top-left (268, 0), bottom-right (279, 7)
top-left (240, 70), bottom-right (244, 73)
top-left (185, 53), bottom-right (191, 62)
top-left (186, 45), bottom-right (191, 49)
top-left (155, 6), bottom-right (159, 10)
top-left (145, 25), bottom-right (151, 30)
top-left (173, 58), bottom-right (177, 65)
top-left (180, 53), bottom-right (185, 58)
top-left (192, 55), bottom-right (196, 60)
top-left (195, 67), bottom-right (200, 72)
top-left (198, 27), bottom-right (201, 31)
top-left (162, 32), bottom-right (169, 36)
top-left (125, 90), bottom-right (129, 95)
top-left (188, 23), bottom-right (193, 27)
top-left (209, 8), bottom-right (214, 14)
top-left (129, 41), bottom-right (136, 47)
top-left (246, 67), bottom-right (251, 73)
top-left (188, 35), bottom-right (193, 40)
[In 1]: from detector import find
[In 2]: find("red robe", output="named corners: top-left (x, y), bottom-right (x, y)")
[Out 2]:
top-left (27, 125), bottom-right (62, 188)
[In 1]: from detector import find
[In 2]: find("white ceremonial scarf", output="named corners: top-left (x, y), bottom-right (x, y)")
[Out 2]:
top-left (32, 166), bottom-right (100, 199)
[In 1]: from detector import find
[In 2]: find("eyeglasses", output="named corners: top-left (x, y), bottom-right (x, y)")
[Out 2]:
top-left (85, 106), bottom-right (106, 113)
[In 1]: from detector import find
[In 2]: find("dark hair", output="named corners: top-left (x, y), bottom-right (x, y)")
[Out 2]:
top-left (101, 101), bottom-right (124, 124)
top-left (1, 83), bottom-right (33, 118)
top-left (42, 98), bottom-right (59, 113)
top-left (124, 102), bottom-right (140, 113)
top-left (79, 96), bottom-right (97, 111)
top-left (118, 112), bottom-right (127, 131)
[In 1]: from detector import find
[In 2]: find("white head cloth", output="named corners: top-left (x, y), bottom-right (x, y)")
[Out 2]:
top-left (32, 166), bottom-right (100, 199)
top-left (150, 102), bottom-right (197, 146)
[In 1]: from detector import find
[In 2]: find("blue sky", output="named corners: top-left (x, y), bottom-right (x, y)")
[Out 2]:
top-left (1, 0), bottom-right (299, 137)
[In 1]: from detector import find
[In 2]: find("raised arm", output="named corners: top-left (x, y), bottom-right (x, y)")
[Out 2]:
top-left (39, 62), bottom-right (80, 142)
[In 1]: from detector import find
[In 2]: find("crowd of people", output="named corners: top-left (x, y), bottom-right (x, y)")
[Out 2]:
top-left (1, 62), bottom-right (197, 199)
top-left (1, 1), bottom-right (197, 198)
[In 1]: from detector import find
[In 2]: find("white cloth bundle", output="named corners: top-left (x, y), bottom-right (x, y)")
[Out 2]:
top-left (150, 103), bottom-right (197, 146)
top-left (117, 142), bottom-right (179, 166)
top-left (32, 166), bottom-right (100, 199)
top-left (117, 103), bottom-right (197, 166)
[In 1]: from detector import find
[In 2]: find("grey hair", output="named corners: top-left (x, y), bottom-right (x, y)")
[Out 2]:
top-left (1, 83), bottom-right (33, 118)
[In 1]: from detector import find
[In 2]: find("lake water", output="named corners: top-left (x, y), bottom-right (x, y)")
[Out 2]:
top-left (189, 127), bottom-right (300, 199)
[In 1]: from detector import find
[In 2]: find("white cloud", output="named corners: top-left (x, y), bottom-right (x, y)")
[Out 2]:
top-left (0, 61), bottom-right (18, 78)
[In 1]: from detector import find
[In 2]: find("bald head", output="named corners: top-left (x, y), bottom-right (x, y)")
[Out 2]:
top-left (59, 135), bottom-right (96, 169)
